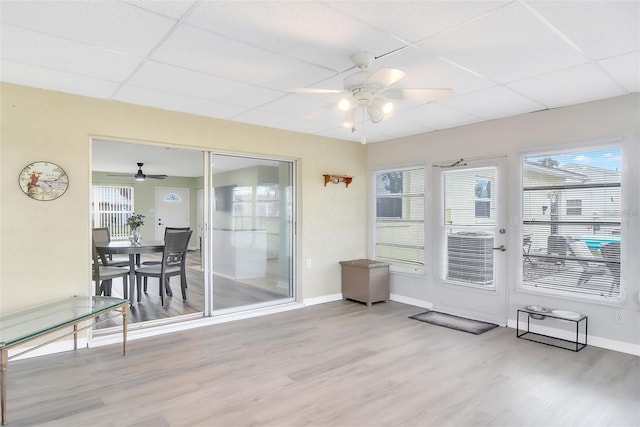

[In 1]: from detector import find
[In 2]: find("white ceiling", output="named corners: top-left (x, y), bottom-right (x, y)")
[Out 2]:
top-left (1, 0), bottom-right (638, 145)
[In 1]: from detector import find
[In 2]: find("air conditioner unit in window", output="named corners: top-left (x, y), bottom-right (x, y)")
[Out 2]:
top-left (447, 232), bottom-right (494, 284)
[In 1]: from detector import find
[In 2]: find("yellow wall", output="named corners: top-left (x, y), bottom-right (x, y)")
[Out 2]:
top-left (0, 83), bottom-right (367, 313)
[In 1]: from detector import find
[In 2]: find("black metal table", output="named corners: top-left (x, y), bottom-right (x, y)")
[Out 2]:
top-left (517, 308), bottom-right (587, 352)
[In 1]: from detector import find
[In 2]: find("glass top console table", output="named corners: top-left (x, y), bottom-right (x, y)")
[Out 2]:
top-left (0, 296), bottom-right (128, 425)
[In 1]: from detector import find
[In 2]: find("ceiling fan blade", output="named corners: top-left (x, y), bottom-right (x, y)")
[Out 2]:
top-left (286, 88), bottom-right (342, 94)
top-left (366, 68), bottom-right (405, 88)
top-left (146, 174), bottom-right (168, 179)
top-left (384, 88), bottom-right (453, 101)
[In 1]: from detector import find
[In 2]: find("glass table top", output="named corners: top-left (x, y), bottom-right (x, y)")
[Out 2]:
top-left (0, 296), bottom-right (127, 348)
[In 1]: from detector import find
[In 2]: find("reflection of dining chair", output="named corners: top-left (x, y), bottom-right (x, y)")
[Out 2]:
top-left (567, 239), bottom-right (607, 287)
top-left (135, 229), bottom-right (192, 305)
top-left (92, 239), bottom-right (130, 297)
top-left (92, 227), bottom-right (129, 267)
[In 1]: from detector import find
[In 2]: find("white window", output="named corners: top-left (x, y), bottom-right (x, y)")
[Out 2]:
top-left (566, 199), bottom-right (582, 216)
top-left (521, 147), bottom-right (621, 300)
top-left (374, 167), bottom-right (424, 273)
top-left (91, 184), bottom-right (134, 240)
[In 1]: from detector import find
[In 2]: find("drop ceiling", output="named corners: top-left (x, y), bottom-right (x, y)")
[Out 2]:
top-left (1, 1), bottom-right (638, 144)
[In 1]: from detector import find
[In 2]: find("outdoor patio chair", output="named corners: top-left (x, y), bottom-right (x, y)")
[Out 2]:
top-left (567, 239), bottom-right (607, 287)
top-left (601, 242), bottom-right (621, 294)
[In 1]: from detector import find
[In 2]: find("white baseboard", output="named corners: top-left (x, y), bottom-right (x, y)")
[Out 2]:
top-left (390, 294), bottom-right (434, 309)
top-left (506, 319), bottom-right (640, 356)
top-left (303, 293), bottom-right (343, 306)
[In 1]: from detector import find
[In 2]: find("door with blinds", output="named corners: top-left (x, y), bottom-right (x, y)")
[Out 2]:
top-left (433, 157), bottom-right (507, 325)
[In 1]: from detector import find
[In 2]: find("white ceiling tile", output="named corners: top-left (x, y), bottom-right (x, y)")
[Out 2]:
top-left (598, 52), bottom-right (640, 93)
top-left (329, 1), bottom-right (511, 43)
top-left (399, 103), bottom-right (483, 130)
top-left (314, 126), bottom-right (390, 144)
top-left (121, 0), bottom-right (197, 19)
top-left (507, 63), bottom-right (627, 108)
top-left (443, 86), bottom-right (546, 120)
top-left (419, 2), bottom-right (588, 82)
top-left (366, 117), bottom-right (434, 139)
top-left (1, 25), bottom-right (143, 81)
top-left (374, 50), bottom-right (496, 96)
top-left (0, 60), bottom-right (120, 99)
top-left (125, 61), bottom-right (282, 108)
top-left (233, 109), bottom-right (331, 135)
top-left (113, 84), bottom-right (247, 119)
top-left (151, 24), bottom-right (337, 91)
top-left (527, 0), bottom-right (640, 59)
top-left (0, 0), bottom-right (176, 56)
top-left (183, 1), bottom-right (401, 71)
top-left (258, 95), bottom-right (345, 127)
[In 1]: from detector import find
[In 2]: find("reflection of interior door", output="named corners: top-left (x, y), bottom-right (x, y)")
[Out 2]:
top-left (155, 187), bottom-right (190, 240)
top-left (433, 157), bottom-right (507, 325)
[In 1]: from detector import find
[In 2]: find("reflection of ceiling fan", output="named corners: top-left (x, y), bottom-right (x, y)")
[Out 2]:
top-left (288, 52), bottom-right (453, 134)
top-left (109, 163), bottom-right (167, 181)
top-left (133, 163), bottom-right (167, 181)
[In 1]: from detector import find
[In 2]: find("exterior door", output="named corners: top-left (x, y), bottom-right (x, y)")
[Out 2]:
top-left (155, 187), bottom-right (190, 240)
top-left (433, 156), bottom-right (507, 325)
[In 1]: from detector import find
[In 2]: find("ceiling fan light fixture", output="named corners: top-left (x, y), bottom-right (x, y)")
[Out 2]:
top-left (338, 98), bottom-right (351, 112)
top-left (383, 101), bottom-right (394, 114)
top-left (367, 105), bottom-right (384, 123)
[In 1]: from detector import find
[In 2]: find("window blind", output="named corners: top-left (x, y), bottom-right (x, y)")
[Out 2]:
top-left (375, 168), bottom-right (425, 272)
top-left (521, 147), bottom-right (621, 299)
top-left (91, 184), bottom-right (134, 240)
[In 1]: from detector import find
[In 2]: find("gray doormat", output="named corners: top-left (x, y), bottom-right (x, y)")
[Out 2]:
top-left (409, 310), bottom-right (498, 335)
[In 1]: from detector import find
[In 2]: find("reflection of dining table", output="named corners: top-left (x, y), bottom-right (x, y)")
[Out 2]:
top-left (94, 240), bottom-right (164, 304)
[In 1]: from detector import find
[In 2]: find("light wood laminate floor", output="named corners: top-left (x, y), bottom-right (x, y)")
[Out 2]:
top-left (98, 250), bottom-right (286, 328)
top-left (8, 301), bottom-right (639, 426)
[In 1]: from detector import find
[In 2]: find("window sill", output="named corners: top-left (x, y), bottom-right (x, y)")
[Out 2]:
top-left (516, 284), bottom-right (624, 307)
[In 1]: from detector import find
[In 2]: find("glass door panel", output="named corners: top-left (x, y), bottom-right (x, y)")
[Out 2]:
top-left (211, 154), bottom-right (295, 312)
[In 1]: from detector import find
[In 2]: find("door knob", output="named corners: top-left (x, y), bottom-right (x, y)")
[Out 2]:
top-left (493, 245), bottom-right (506, 252)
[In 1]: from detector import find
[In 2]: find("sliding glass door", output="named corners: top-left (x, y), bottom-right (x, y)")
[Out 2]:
top-left (210, 154), bottom-right (296, 312)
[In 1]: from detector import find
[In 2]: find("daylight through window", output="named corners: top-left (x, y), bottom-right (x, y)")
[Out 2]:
top-left (375, 167), bottom-right (425, 272)
top-left (521, 147), bottom-right (621, 300)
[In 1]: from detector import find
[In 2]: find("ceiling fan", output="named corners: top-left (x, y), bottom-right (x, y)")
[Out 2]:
top-left (133, 163), bottom-right (167, 181)
top-left (287, 52), bottom-right (453, 136)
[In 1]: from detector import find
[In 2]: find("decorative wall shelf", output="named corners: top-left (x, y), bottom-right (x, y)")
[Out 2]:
top-left (324, 174), bottom-right (353, 187)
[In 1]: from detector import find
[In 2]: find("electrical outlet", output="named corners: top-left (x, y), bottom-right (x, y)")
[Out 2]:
top-left (614, 311), bottom-right (623, 324)
top-left (306, 258), bottom-right (312, 268)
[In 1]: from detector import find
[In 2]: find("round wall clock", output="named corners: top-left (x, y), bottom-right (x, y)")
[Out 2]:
top-left (19, 161), bottom-right (69, 201)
